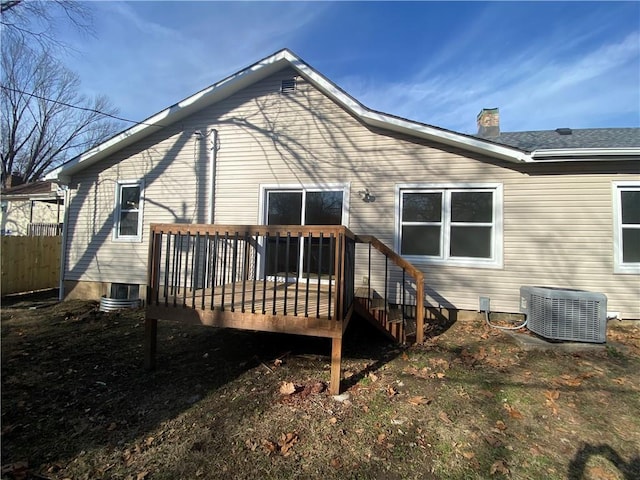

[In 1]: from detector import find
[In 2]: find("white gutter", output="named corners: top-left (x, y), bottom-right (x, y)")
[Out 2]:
top-left (58, 185), bottom-right (70, 301)
top-left (531, 147), bottom-right (640, 160)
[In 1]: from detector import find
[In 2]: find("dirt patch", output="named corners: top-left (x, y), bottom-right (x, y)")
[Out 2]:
top-left (2, 294), bottom-right (639, 479)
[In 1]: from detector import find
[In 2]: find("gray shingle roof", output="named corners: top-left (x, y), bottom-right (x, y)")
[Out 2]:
top-left (483, 128), bottom-right (640, 151)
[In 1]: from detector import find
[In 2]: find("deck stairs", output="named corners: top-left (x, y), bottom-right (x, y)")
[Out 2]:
top-left (354, 287), bottom-right (417, 344)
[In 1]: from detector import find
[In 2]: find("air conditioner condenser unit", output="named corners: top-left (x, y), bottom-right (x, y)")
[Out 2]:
top-left (519, 286), bottom-right (607, 343)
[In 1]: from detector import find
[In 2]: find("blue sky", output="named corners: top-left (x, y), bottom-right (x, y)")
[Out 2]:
top-left (58, 1), bottom-right (639, 134)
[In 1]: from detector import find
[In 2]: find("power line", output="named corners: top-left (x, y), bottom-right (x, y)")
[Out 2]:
top-left (0, 84), bottom-right (167, 128)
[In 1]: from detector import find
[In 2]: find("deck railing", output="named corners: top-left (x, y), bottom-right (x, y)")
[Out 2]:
top-left (147, 224), bottom-right (356, 322)
top-left (355, 235), bottom-right (425, 343)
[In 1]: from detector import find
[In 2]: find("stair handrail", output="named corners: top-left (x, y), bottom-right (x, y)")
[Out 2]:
top-left (355, 235), bottom-right (425, 343)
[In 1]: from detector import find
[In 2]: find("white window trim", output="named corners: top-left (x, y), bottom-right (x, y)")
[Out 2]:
top-left (395, 183), bottom-right (503, 269)
top-left (112, 179), bottom-right (144, 242)
top-left (258, 183), bottom-right (350, 281)
top-left (613, 181), bottom-right (640, 274)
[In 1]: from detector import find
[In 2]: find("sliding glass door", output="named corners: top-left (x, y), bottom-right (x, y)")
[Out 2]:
top-left (265, 189), bottom-right (345, 280)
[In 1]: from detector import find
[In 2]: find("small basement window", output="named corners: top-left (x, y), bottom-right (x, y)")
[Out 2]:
top-left (281, 78), bottom-right (296, 94)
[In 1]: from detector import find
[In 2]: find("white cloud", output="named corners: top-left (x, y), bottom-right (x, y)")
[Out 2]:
top-left (345, 31), bottom-right (640, 132)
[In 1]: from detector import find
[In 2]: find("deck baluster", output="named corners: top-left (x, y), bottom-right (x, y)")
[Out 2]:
top-left (304, 232), bottom-right (312, 317)
top-left (284, 232), bottom-right (291, 315)
top-left (210, 233), bottom-right (218, 310)
top-left (231, 232), bottom-right (238, 312)
top-left (327, 233), bottom-right (334, 320)
top-left (163, 233), bottom-right (170, 306)
top-left (221, 233), bottom-right (229, 311)
top-left (251, 233), bottom-right (258, 313)
top-left (241, 231), bottom-right (249, 313)
top-left (294, 232), bottom-right (301, 316)
top-left (183, 234), bottom-right (191, 307)
top-left (262, 233), bottom-right (268, 314)
top-left (273, 233), bottom-right (280, 315)
top-left (316, 233), bottom-right (323, 318)
top-left (191, 233), bottom-right (199, 308)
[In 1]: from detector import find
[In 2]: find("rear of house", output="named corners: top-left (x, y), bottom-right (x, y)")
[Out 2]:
top-left (49, 49), bottom-right (640, 321)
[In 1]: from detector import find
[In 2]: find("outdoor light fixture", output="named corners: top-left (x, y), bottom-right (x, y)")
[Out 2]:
top-left (358, 188), bottom-right (375, 203)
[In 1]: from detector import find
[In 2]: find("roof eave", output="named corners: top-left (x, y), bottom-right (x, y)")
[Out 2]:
top-left (46, 48), bottom-right (535, 182)
top-left (47, 50), bottom-right (295, 182)
top-left (531, 147), bottom-right (640, 161)
top-left (287, 52), bottom-right (531, 164)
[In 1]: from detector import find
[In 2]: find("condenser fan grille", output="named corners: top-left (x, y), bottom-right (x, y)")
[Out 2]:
top-left (520, 286), bottom-right (607, 343)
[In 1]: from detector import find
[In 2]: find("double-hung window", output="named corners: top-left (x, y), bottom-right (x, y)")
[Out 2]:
top-left (397, 184), bottom-right (502, 268)
top-left (113, 180), bottom-right (144, 242)
top-left (613, 182), bottom-right (640, 274)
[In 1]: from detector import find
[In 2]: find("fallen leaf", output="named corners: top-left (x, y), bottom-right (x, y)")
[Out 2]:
top-left (136, 471), bottom-right (149, 480)
top-left (408, 396), bottom-right (432, 406)
top-left (544, 390), bottom-right (560, 401)
top-left (490, 459), bottom-right (510, 475)
top-left (401, 352), bottom-right (409, 361)
top-left (484, 434), bottom-right (503, 448)
top-left (561, 376), bottom-right (582, 387)
top-left (278, 432), bottom-right (298, 456)
top-left (107, 422), bottom-right (117, 431)
top-left (377, 432), bottom-right (387, 444)
top-left (462, 451), bottom-right (475, 459)
top-left (262, 439), bottom-right (278, 455)
top-left (495, 420), bottom-right (507, 431)
top-left (329, 417), bottom-right (338, 424)
top-left (436, 372), bottom-right (446, 379)
top-left (279, 381), bottom-right (297, 395)
top-left (386, 386), bottom-right (399, 397)
top-left (368, 372), bottom-right (379, 382)
top-left (613, 377), bottom-right (626, 385)
top-left (438, 411), bottom-right (452, 424)
top-left (503, 403), bottom-right (524, 419)
top-left (530, 445), bottom-right (543, 456)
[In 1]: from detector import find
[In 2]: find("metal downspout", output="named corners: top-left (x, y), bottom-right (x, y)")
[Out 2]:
top-left (207, 129), bottom-right (218, 224)
top-left (58, 185), bottom-right (70, 301)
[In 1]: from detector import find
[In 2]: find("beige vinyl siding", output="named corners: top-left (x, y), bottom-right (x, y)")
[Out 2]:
top-left (65, 67), bottom-right (640, 318)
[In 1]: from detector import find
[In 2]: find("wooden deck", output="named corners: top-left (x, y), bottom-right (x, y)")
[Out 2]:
top-left (145, 224), bottom-right (424, 395)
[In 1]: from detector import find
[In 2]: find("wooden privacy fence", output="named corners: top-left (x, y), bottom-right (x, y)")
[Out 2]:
top-left (1, 236), bottom-right (61, 296)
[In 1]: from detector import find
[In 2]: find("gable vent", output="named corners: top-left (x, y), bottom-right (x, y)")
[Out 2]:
top-left (281, 78), bottom-right (296, 94)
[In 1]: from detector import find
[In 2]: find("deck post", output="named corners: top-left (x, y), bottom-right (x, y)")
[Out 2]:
top-left (416, 276), bottom-right (425, 344)
top-left (330, 335), bottom-right (342, 395)
top-left (144, 317), bottom-right (158, 370)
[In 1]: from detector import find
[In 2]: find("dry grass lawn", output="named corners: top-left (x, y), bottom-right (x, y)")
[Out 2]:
top-left (1, 291), bottom-right (639, 479)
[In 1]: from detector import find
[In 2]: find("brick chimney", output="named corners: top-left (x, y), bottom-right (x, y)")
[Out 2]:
top-left (477, 108), bottom-right (500, 138)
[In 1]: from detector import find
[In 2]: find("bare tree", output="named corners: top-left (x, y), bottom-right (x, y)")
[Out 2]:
top-left (0, 0), bottom-right (92, 52)
top-left (1, 37), bottom-right (122, 186)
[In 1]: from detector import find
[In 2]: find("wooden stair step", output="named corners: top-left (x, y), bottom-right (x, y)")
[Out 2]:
top-left (369, 297), bottom-right (387, 311)
top-left (387, 308), bottom-right (404, 324)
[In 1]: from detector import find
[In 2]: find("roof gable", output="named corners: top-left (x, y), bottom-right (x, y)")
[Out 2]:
top-left (47, 49), bottom-right (532, 182)
top-left (46, 49), bottom-right (638, 182)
